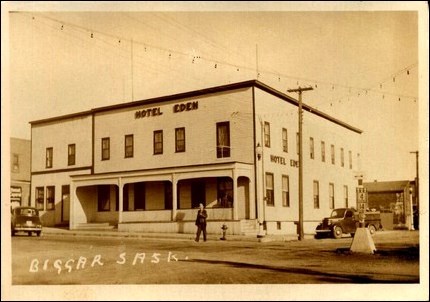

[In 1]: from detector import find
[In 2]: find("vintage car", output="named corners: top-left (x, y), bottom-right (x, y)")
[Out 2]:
top-left (11, 206), bottom-right (42, 236)
top-left (315, 207), bottom-right (382, 239)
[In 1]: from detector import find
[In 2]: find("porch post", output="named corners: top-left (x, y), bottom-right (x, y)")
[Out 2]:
top-left (233, 169), bottom-right (238, 220)
top-left (172, 174), bottom-right (178, 221)
top-left (118, 177), bottom-right (123, 223)
top-left (69, 181), bottom-right (76, 230)
top-left (248, 177), bottom-right (256, 219)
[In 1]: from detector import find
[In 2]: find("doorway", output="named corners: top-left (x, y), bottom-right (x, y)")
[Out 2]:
top-left (191, 180), bottom-right (206, 208)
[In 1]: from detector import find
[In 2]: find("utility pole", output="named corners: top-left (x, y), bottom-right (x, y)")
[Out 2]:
top-left (410, 151), bottom-right (419, 226)
top-left (287, 86), bottom-right (313, 241)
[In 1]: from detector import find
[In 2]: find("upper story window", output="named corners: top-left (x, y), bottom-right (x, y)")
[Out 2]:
top-left (282, 128), bottom-right (288, 153)
top-left (125, 135), bottom-right (134, 158)
top-left (46, 147), bottom-right (53, 168)
top-left (101, 138), bottom-right (110, 160)
top-left (154, 130), bottom-right (163, 155)
top-left (349, 150), bottom-right (353, 169)
top-left (331, 144), bottom-right (335, 165)
top-left (340, 148), bottom-right (345, 167)
top-left (321, 141), bottom-right (326, 162)
top-left (216, 122), bottom-right (230, 158)
top-left (175, 127), bottom-right (186, 153)
top-left (264, 122), bottom-right (270, 147)
top-left (68, 144), bottom-right (76, 166)
top-left (310, 137), bottom-right (314, 159)
top-left (12, 153), bottom-right (19, 173)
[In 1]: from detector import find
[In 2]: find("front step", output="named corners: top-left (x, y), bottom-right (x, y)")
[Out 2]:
top-left (240, 219), bottom-right (259, 236)
top-left (76, 222), bottom-right (116, 231)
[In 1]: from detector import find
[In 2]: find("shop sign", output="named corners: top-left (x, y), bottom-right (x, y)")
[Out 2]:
top-left (11, 186), bottom-right (22, 202)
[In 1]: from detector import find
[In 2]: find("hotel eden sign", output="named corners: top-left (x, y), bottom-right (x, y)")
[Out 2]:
top-left (135, 101), bottom-right (199, 119)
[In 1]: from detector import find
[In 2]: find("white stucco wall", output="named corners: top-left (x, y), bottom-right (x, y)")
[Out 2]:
top-left (254, 87), bottom-right (362, 229)
top-left (93, 88), bottom-right (254, 173)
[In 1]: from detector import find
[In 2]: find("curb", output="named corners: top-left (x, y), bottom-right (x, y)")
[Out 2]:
top-left (40, 228), bottom-right (307, 243)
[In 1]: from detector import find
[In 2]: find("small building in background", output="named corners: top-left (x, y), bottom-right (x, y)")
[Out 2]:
top-left (363, 180), bottom-right (416, 230)
top-left (10, 137), bottom-right (31, 208)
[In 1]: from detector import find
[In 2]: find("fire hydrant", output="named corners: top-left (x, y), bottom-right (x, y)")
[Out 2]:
top-left (220, 224), bottom-right (228, 240)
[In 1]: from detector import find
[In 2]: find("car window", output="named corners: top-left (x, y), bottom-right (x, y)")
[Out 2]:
top-left (19, 209), bottom-right (37, 216)
top-left (345, 210), bottom-right (353, 218)
top-left (330, 209), bottom-right (346, 218)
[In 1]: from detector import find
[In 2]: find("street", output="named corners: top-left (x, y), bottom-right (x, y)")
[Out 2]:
top-left (11, 230), bottom-right (419, 285)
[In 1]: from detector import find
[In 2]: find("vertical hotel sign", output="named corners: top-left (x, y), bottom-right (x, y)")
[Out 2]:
top-left (356, 187), bottom-right (368, 224)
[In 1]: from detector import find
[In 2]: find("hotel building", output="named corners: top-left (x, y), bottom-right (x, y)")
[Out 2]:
top-left (30, 80), bottom-right (362, 235)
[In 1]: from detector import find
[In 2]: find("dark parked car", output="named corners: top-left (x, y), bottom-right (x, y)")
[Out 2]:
top-left (11, 206), bottom-right (42, 236)
top-left (315, 207), bottom-right (382, 239)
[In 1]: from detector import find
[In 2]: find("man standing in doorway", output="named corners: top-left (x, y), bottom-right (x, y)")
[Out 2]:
top-left (195, 203), bottom-right (208, 242)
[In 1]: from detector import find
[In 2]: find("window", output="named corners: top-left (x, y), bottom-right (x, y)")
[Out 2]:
top-left (331, 144), bottom-right (335, 165)
top-left (310, 137), bottom-right (314, 159)
top-left (216, 122), bottom-right (230, 158)
top-left (329, 183), bottom-right (335, 209)
top-left (296, 133), bottom-right (299, 155)
top-left (175, 127), bottom-right (186, 152)
top-left (125, 135), bottom-right (134, 158)
top-left (313, 181), bottom-right (319, 209)
top-left (98, 185), bottom-right (111, 211)
top-left (217, 178), bottom-right (233, 207)
top-left (46, 186), bottom-right (55, 210)
top-left (264, 122), bottom-right (270, 147)
top-left (282, 175), bottom-right (290, 207)
top-left (68, 144), bottom-right (76, 166)
top-left (340, 148), bottom-right (344, 167)
top-left (321, 141), bottom-right (326, 162)
top-left (282, 128), bottom-right (288, 152)
top-left (36, 187), bottom-right (44, 210)
top-left (12, 153), bottom-right (19, 173)
top-left (46, 147), bottom-right (53, 168)
top-left (265, 173), bottom-right (274, 206)
top-left (349, 151), bottom-right (352, 169)
top-left (153, 130), bottom-right (163, 155)
top-left (277, 222), bottom-right (282, 230)
top-left (344, 185), bottom-right (349, 207)
top-left (101, 138), bottom-right (110, 160)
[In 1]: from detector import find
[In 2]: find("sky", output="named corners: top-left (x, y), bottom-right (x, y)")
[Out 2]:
top-left (3, 2), bottom-right (427, 183)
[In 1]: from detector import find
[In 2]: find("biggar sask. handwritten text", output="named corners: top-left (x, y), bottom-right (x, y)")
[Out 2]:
top-left (29, 252), bottom-right (188, 275)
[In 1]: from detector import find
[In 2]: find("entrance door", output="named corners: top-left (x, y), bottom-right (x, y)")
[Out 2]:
top-left (61, 185), bottom-right (70, 223)
top-left (191, 181), bottom-right (206, 208)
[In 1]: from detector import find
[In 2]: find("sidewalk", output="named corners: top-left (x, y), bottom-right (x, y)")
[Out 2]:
top-left (42, 227), bottom-right (303, 242)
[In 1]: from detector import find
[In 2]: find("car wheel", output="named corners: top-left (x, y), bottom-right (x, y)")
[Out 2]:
top-left (36, 231), bottom-right (41, 237)
top-left (11, 230), bottom-right (15, 236)
top-left (314, 233), bottom-right (323, 239)
top-left (332, 226), bottom-right (343, 239)
top-left (368, 224), bottom-right (376, 235)
top-left (28, 232), bottom-right (32, 236)
top-left (351, 233), bottom-right (355, 238)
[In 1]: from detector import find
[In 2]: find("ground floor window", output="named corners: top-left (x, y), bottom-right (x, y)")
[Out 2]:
top-left (46, 186), bottom-right (55, 210)
top-left (329, 183), bottom-right (335, 209)
top-left (36, 187), bottom-right (44, 210)
top-left (217, 177), bottom-right (233, 207)
top-left (98, 185), bottom-right (111, 211)
top-left (266, 173), bottom-right (274, 206)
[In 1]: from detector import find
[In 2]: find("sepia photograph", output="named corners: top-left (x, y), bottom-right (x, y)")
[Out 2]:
top-left (1, 1), bottom-right (428, 301)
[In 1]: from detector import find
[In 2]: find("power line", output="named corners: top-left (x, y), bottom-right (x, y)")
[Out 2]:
top-left (16, 11), bottom-right (418, 104)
